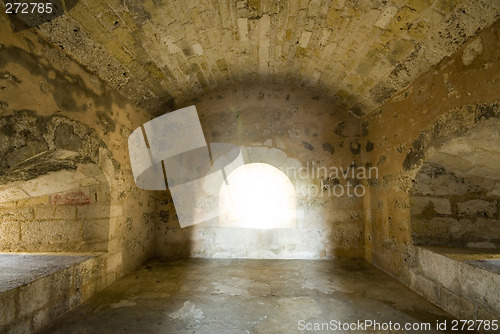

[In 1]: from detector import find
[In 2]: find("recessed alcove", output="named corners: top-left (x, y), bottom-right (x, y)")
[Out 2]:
top-left (404, 105), bottom-right (500, 325)
top-left (410, 118), bottom-right (500, 249)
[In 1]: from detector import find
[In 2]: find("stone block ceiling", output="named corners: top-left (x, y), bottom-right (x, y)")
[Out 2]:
top-left (33, 0), bottom-right (500, 116)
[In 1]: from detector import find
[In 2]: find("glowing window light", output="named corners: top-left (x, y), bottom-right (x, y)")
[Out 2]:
top-left (219, 163), bottom-right (296, 229)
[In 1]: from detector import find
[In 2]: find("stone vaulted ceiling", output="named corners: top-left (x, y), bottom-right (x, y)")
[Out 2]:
top-left (32, 0), bottom-right (500, 117)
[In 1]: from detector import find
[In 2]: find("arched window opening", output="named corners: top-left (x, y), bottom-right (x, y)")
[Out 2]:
top-left (219, 163), bottom-right (296, 229)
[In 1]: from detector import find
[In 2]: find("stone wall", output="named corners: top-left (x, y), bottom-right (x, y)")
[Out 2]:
top-left (155, 82), bottom-right (365, 259)
top-left (0, 111), bottom-right (114, 252)
top-left (0, 161), bottom-right (112, 252)
top-left (0, 14), bottom-right (158, 330)
top-left (411, 161), bottom-right (500, 248)
top-left (361, 19), bottom-right (500, 322)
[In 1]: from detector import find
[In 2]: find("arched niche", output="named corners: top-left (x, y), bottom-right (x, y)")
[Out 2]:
top-left (0, 111), bottom-right (114, 252)
top-left (404, 102), bottom-right (500, 249)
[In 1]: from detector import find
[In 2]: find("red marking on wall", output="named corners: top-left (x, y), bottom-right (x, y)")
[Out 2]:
top-left (51, 191), bottom-right (90, 205)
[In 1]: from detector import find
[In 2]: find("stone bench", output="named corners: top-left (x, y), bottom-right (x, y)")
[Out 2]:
top-left (0, 252), bottom-right (109, 333)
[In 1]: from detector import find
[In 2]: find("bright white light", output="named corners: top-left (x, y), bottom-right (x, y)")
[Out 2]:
top-left (219, 163), bottom-right (296, 229)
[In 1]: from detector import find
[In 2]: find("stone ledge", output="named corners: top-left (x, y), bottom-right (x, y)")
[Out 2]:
top-left (0, 252), bottom-right (117, 333)
top-left (409, 246), bottom-right (500, 332)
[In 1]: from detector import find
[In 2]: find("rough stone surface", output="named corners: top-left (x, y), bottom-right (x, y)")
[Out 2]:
top-left (439, 287), bottom-right (475, 320)
top-left (457, 200), bottom-right (498, 219)
top-left (410, 159), bottom-right (500, 248)
top-left (362, 17), bottom-right (500, 324)
top-left (0, 254), bottom-right (92, 293)
top-left (0, 11), bottom-right (157, 267)
top-left (0, 15), bottom-right (158, 332)
top-left (153, 82), bottom-right (365, 260)
top-left (407, 247), bottom-right (500, 332)
top-left (1, 1), bottom-right (500, 332)
top-left (0, 163), bottom-right (111, 252)
top-left (29, 0), bottom-right (500, 117)
top-left (0, 253), bottom-right (123, 333)
top-left (39, 259), bottom-right (455, 334)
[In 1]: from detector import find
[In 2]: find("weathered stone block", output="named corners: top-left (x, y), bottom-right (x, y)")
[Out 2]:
top-left (68, 288), bottom-right (82, 310)
top-left (463, 37), bottom-right (483, 66)
top-left (474, 218), bottom-right (500, 242)
top-left (419, 217), bottom-right (459, 236)
top-left (411, 196), bottom-right (452, 215)
top-left (18, 195), bottom-right (49, 207)
top-left (110, 205), bottom-right (122, 218)
top-left (410, 271), bottom-right (439, 304)
top-left (88, 185), bottom-right (111, 203)
top-left (22, 170), bottom-right (86, 198)
top-left (74, 257), bottom-right (105, 289)
top-left (12, 207), bottom-right (35, 221)
top-left (32, 307), bottom-right (50, 332)
top-left (81, 240), bottom-right (108, 252)
top-left (82, 219), bottom-right (109, 241)
top-left (49, 267), bottom-right (73, 300)
top-left (417, 248), bottom-right (459, 288)
top-left (459, 262), bottom-right (500, 316)
top-left (414, 167), bottom-right (478, 196)
top-left (406, 0), bottom-right (433, 11)
top-left (44, 297), bottom-right (71, 328)
top-left (0, 289), bottom-right (16, 326)
top-left (77, 163), bottom-right (102, 177)
top-left (21, 220), bottom-right (82, 248)
top-left (77, 204), bottom-right (110, 220)
top-left (108, 217), bottom-right (119, 238)
top-left (34, 205), bottom-right (55, 220)
top-left (18, 276), bottom-right (52, 317)
top-left (81, 280), bottom-right (100, 303)
top-left (457, 199), bottom-right (497, 218)
top-left (54, 206), bottom-right (77, 220)
top-left (106, 271), bottom-right (118, 287)
top-left (0, 186), bottom-right (29, 204)
top-left (374, 5), bottom-right (397, 29)
top-left (0, 222), bottom-right (20, 245)
top-left (439, 288), bottom-right (475, 320)
top-left (477, 307), bottom-right (499, 323)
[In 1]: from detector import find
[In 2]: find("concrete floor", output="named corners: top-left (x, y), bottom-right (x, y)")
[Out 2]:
top-left (0, 253), bottom-right (92, 293)
top-left (38, 259), bottom-right (459, 334)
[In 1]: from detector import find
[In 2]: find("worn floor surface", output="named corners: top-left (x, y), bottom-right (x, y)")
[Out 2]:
top-left (39, 259), bottom-right (459, 333)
